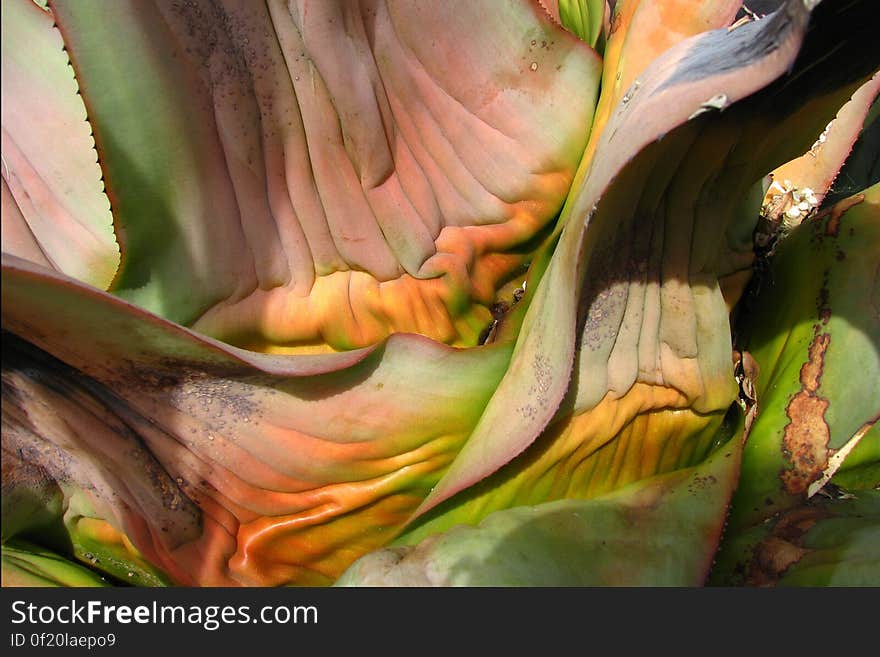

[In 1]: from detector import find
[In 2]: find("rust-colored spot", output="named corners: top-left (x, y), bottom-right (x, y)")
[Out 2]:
top-left (824, 193), bottom-right (864, 237)
top-left (780, 332), bottom-right (831, 495)
top-left (825, 215), bottom-right (840, 238)
top-left (609, 6), bottom-right (622, 35)
top-left (800, 333), bottom-right (829, 392)
top-left (744, 504), bottom-right (829, 586)
top-left (773, 506), bottom-right (821, 542)
top-left (747, 536), bottom-right (808, 586)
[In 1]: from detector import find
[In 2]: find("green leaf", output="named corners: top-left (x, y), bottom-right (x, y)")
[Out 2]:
top-left (2, 539), bottom-right (110, 587)
top-left (710, 489), bottom-right (880, 586)
top-left (557, 0), bottom-right (606, 47)
top-left (727, 186), bottom-right (880, 532)
top-left (1, 435), bottom-right (173, 585)
top-left (336, 433), bottom-right (743, 586)
top-left (763, 74), bottom-right (879, 215)
top-left (830, 422), bottom-right (880, 491)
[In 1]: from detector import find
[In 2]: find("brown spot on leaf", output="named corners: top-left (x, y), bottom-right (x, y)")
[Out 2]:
top-left (773, 506), bottom-right (820, 542)
top-left (825, 215), bottom-right (840, 237)
top-left (687, 474), bottom-right (717, 494)
top-left (800, 333), bottom-right (829, 392)
top-left (824, 193), bottom-right (864, 237)
top-left (609, 6), bottom-right (623, 35)
top-left (748, 536), bottom-right (808, 586)
top-left (780, 332), bottom-right (831, 495)
top-left (745, 505), bottom-right (828, 586)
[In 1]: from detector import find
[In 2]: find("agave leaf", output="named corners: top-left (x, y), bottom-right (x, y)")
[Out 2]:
top-left (1, 254), bottom-right (514, 585)
top-left (494, 0), bottom-right (744, 338)
top-left (1, 444), bottom-right (172, 587)
top-left (829, 422), bottom-right (879, 491)
top-left (47, 0), bottom-right (601, 351)
top-left (1, 177), bottom-right (53, 272)
top-left (762, 73), bottom-right (880, 218)
top-left (2, 539), bottom-right (111, 587)
top-left (822, 96), bottom-right (880, 208)
top-left (575, 0), bottom-right (741, 175)
top-left (725, 186), bottom-right (880, 532)
top-left (543, 0), bottom-right (607, 48)
top-left (336, 432), bottom-right (742, 586)
top-left (710, 489), bottom-right (880, 586)
top-left (3, 0), bottom-right (597, 587)
top-left (3, 0), bottom-right (878, 588)
top-left (0, 0), bottom-right (118, 289)
top-left (62, 512), bottom-right (173, 587)
top-left (409, 0), bottom-right (879, 536)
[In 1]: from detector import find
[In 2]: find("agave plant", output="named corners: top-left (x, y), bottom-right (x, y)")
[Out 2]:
top-left (1, 0), bottom-right (878, 587)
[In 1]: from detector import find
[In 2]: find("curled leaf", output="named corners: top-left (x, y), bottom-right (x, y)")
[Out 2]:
top-left (759, 73), bottom-right (879, 232)
top-left (50, 0), bottom-right (601, 351)
top-left (414, 0), bottom-right (842, 525)
top-left (338, 434), bottom-right (743, 586)
top-left (2, 539), bottom-right (111, 587)
top-left (2, 255), bottom-right (511, 584)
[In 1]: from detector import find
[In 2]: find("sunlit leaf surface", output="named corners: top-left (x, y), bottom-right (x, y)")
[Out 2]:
top-left (3, 255), bottom-right (512, 584)
top-left (409, 0), bottom-right (878, 538)
top-left (338, 434), bottom-right (742, 586)
top-left (2, 0), bottom-right (879, 586)
top-left (49, 0), bottom-right (601, 352)
top-left (726, 186), bottom-right (880, 531)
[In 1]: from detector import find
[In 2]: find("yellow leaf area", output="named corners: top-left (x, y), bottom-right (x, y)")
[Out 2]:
top-left (29, 416), bottom-right (477, 587)
top-left (400, 381), bottom-right (729, 547)
top-left (145, 474), bottom-right (439, 586)
top-left (160, 391), bottom-right (726, 586)
top-left (2, 255), bottom-right (515, 587)
top-left (44, 377), bottom-right (728, 587)
top-left (64, 516), bottom-right (170, 587)
top-left (102, 367), bottom-right (501, 587)
top-left (190, 225), bottom-right (534, 354)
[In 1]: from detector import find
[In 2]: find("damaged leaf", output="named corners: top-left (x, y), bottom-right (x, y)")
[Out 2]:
top-left (726, 185), bottom-right (880, 532)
